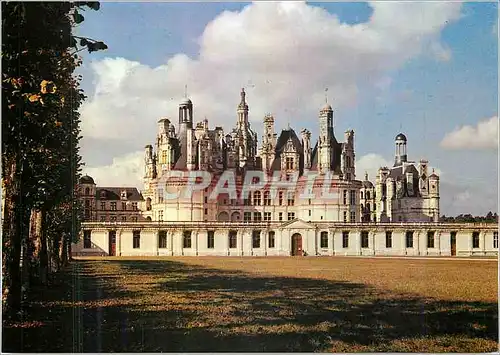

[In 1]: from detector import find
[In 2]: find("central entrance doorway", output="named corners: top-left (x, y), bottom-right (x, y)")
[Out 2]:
top-left (291, 233), bottom-right (303, 256)
top-left (108, 230), bottom-right (116, 256)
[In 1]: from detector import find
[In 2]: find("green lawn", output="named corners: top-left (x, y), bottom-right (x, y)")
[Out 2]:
top-left (3, 257), bottom-right (498, 352)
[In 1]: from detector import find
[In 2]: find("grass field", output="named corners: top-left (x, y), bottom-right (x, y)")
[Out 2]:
top-left (3, 256), bottom-right (498, 352)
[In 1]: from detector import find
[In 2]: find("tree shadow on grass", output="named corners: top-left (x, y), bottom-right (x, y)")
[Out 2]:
top-left (3, 259), bottom-right (498, 352)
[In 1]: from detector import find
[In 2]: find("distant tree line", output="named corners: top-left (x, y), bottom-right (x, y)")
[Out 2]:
top-left (2, 2), bottom-right (106, 320)
top-left (440, 212), bottom-right (498, 223)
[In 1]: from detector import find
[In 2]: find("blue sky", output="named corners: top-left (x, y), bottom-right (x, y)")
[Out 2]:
top-left (76, 2), bottom-right (498, 215)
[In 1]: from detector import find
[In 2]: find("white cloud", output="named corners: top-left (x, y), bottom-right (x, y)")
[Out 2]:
top-left (356, 153), bottom-right (392, 181)
top-left (83, 151), bottom-right (144, 187)
top-left (80, 1), bottom-right (462, 150)
top-left (440, 116), bottom-right (498, 150)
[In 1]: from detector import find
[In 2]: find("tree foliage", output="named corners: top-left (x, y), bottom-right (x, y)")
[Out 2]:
top-left (440, 212), bottom-right (498, 223)
top-left (2, 1), bottom-right (106, 319)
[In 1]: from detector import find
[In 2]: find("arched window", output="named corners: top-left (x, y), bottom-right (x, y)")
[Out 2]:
top-left (218, 211), bottom-right (229, 222)
top-left (146, 197), bottom-right (152, 211)
top-left (366, 203), bottom-right (371, 212)
top-left (231, 211), bottom-right (240, 221)
top-left (85, 187), bottom-right (90, 195)
top-left (366, 191), bottom-right (371, 199)
top-left (360, 191), bottom-right (364, 199)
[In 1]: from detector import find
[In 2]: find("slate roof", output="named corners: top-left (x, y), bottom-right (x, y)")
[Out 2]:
top-left (96, 187), bottom-right (144, 201)
top-left (387, 163), bottom-right (420, 198)
top-left (80, 175), bottom-right (95, 185)
top-left (270, 128), bottom-right (304, 172)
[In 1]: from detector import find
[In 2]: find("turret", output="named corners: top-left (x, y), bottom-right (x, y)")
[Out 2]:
top-left (178, 97), bottom-right (193, 136)
top-left (301, 129), bottom-right (312, 171)
top-left (394, 133), bottom-right (408, 166)
top-left (342, 130), bottom-right (355, 180)
top-left (428, 169), bottom-right (440, 222)
top-left (318, 103), bottom-right (334, 173)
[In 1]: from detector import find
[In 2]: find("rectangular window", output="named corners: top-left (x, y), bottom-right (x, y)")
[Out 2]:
top-left (253, 192), bottom-right (261, 206)
top-left (268, 231), bottom-right (275, 248)
top-left (288, 212), bottom-right (295, 221)
top-left (286, 157), bottom-right (294, 170)
top-left (244, 212), bottom-right (252, 222)
top-left (110, 215), bottom-right (116, 222)
top-left (101, 201), bottom-right (106, 210)
top-left (121, 216), bottom-right (126, 222)
top-left (406, 231), bottom-right (414, 248)
top-left (229, 230), bottom-right (237, 248)
top-left (122, 202), bottom-right (126, 210)
top-left (183, 230), bottom-right (192, 248)
top-left (133, 230), bottom-right (140, 249)
top-left (343, 211), bottom-right (347, 223)
top-left (494, 232), bottom-right (498, 249)
top-left (385, 231), bottom-right (392, 248)
top-left (263, 212), bottom-right (271, 221)
top-left (131, 216), bottom-right (138, 222)
top-left (361, 231), bottom-right (369, 248)
top-left (83, 230), bottom-right (91, 249)
top-left (263, 191), bottom-right (271, 206)
top-left (287, 192), bottom-right (294, 206)
top-left (254, 212), bottom-right (262, 222)
top-left (111, 202), bottom-right (117, 211)
top-left (100, 215), bottom-right (106, 222)
top-left (207, 230), bottom-right (215, 249)
top-left (350, 211), bottom-right (356, 223)
top-left (244, 198), bottom-right (251, 206)
top-left (158, 210), bottom-right (163, 221)
top-left (252, 230), bottom-right (261, 248)
top-left (308, 210), bottom-right (311, 217)
top-left (427, 231), bottom-right (435, 248)
top-left (158, 231), bottom-right (167, 248)
top-left (343, 190), bottom-right (347, 205)
top-left (350, 190), bottom-right (356, 205)
top-left (278, 191), bottom-right (284, 205)
top-left (320, 231), bottom-right (328, 248)
top-left (279, 212), bottom-right (283, 221)
top-left (132, 202), bottom-right (138, 210)
top-left (204, 208), bottom-right (208, 215)
top-left (342, 231), bottom-right (349, 248)
top-left (472, 231), bottom-right (480, 248)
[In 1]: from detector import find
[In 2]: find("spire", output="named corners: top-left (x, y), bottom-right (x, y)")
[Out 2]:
top-left (240, 87), bottom-right (246, 104)
top-left (238, 87), bottom-right (248, 111)
top-left (325, 87), bottom-right (328, 104)
top-left (365, 171), bottom-right (368, 181)
top-left (184, 84), bottom-right (188, 98)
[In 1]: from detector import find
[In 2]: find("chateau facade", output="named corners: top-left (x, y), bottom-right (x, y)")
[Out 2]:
top-left (139, 88), bottom-right (439, 225)
top-left (73, 88), bottom-right (485, 259)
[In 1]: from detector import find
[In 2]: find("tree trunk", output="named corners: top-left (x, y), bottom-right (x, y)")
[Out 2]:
top-left (39, 208), bottom-right (48, 285)
top-left (60, 232), bottom-right (68, 267)
top-left (2, 160), bottom-right (29, 319)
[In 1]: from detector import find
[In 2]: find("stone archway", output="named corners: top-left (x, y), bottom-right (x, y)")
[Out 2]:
top-left (231, 211), bottom-right (241, 221)
top-left (291, 233), bottom-right (303, 256)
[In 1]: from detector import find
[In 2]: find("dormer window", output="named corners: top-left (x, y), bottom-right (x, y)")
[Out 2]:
top-left (100, 190), bottom-right (106, 199)
top-left (286, 157), bottom-right (294, 170)
top-left (120, 190), bottom-right (127, 200)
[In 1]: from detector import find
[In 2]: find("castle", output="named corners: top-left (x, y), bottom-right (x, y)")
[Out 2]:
top-left (135, 88), bottom-right (439, 224)
top-left (74, 89), bottom-right (499, 258)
